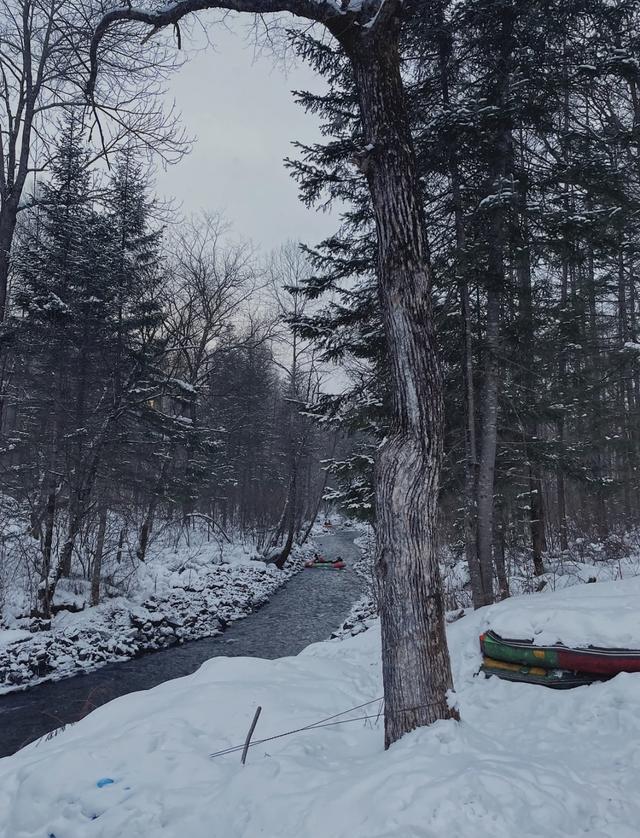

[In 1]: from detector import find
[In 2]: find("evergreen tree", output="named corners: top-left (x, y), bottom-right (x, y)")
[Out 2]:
top-left (8, 118), bottom-right (170, 613)
top-left (290, 0), bottom-right (640, 606)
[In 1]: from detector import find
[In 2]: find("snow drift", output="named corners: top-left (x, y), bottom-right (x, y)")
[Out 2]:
top-left (1, 578), bottom-right (639, 837)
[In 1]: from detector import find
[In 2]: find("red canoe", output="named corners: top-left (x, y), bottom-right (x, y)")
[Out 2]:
top-left (480, 630), bottom-right (640, 676)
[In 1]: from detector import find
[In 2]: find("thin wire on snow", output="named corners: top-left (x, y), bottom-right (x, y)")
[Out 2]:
top-left (209, 696), bottom-right (447, 760)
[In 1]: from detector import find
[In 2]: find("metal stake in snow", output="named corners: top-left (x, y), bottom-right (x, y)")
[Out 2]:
top-left (241, 706), bottom-right (262, 765)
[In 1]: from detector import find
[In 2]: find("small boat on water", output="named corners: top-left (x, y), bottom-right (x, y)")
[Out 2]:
top-left (305, 554), bottom-right (346, 570)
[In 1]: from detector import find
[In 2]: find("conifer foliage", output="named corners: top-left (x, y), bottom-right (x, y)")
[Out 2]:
top-left (292, 0), bottom-right (640, 604)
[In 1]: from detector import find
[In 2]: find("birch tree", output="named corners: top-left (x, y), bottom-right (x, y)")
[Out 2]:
top-left (88, 0), bottom-right (458, 748)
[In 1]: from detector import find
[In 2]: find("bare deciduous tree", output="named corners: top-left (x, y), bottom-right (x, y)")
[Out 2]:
top-left (267, 243), bottom-right (323, 567)
top-left (162, 212), bottom-right (257, 526)
top-left (0, 0), bottom-right (188, 324)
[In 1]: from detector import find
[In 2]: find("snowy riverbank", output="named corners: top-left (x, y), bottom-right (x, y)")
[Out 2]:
top-left (0, 532), bottom-right (315, 694)
top-left (2, 576), bottom-right (640, 837)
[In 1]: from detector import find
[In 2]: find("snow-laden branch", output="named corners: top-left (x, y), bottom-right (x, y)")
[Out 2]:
top-left (87, 0), bottom-right (396, 98)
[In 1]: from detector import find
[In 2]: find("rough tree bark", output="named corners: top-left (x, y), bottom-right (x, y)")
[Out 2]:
top-left (344, 24), bottom-right (458, 748)
top-left (0, 204), bottom-right (19, 323)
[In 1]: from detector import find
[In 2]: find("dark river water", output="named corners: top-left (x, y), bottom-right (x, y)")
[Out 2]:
top-left (0, 529), bottom-right (363, 758)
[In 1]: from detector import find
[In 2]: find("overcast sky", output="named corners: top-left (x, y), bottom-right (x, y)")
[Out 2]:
top-left (155, 17), bottom-right (338, 253)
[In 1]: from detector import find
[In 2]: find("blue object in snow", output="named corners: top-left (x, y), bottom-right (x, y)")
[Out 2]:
top-left (96, 777), bottom-right (115, 788)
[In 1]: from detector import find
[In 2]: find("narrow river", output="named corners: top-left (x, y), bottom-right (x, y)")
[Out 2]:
top-left (0, 529), bottom-right (363, 758)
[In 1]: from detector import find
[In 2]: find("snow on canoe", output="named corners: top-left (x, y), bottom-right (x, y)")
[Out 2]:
top-left (481, 575), bottom-right (640, 648)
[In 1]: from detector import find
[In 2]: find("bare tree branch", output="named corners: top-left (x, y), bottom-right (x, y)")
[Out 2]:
top-left (86, 0), bottom-right (394, 98)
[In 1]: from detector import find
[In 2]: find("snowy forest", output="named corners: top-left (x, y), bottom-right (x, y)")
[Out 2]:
top-left (295, 1), bottom-right (640, 584)
top-left (2, 0), bottom-right (640, 622)
top-left (0, 118), bottom-right (334, 617)
top-left (2, 1), bottom-right (640, 836)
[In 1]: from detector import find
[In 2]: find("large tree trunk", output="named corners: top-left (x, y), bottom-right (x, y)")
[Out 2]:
top-left (88, 0), bottom-right (457, 751)
top-left (557, 262), bottom-right (570, 551)
top-left (460, 274), bottom-right (484, 603)
top-left (556, 52), bottom-right (571, 552)
top-left (343, 23), bottom-right (457, 749)
top-left (474, 2), bottom-right (515, 606)
top-left (586, 246), bottom-right (609, 538)
top-left (0, 203), bottom-right (19, 431)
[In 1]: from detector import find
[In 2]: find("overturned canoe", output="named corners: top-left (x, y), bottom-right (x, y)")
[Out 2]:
top-left (480, 630), bottom-right (640, 676)
top-left (480, 656), bottom-right (604, 689)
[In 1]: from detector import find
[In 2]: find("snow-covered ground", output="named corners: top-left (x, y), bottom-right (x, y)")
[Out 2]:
top-left (1, 577), bottom-right (639, 838)
top-left (0, 531), bottom-right (314, 693)
top-left (483, 574), bottom-right (640, 647)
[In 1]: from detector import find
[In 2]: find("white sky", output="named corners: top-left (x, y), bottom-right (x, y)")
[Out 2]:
top-left (154, 16), bottom-right (350, 396)
top-left (156, 17), bottom-right (338, 252)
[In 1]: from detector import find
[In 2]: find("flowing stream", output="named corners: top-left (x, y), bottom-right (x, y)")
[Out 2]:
top-left (0, 529), bottom-right (364, 758)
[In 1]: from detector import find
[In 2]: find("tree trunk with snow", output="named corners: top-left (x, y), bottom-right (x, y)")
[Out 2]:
top-left (37, 484), bottom-right (57, 619)
top-left (274, 466), bottom-right (298, 569)
top-left (343, 21), bottom-right (457, 749)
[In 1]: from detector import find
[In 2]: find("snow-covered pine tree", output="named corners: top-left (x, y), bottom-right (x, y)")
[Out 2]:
top-left (9, 118), bottom-right (171, 613)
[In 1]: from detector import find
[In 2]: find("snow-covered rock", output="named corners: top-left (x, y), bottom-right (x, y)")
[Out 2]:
top-left (0, 536), bottom-right (310, 694)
